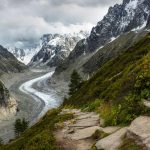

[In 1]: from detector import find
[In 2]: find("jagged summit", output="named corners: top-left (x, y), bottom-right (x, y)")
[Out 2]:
top-left (54, 0), bottom-right (150, 79)
top-left (87, 0), bottom-right (150, 52)
top-left (29, 31), bottom-right (89, 67)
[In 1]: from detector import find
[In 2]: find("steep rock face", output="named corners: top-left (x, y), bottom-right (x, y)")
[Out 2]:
top-left (0, 45), bottom-right (27, 73)
top-left (54, 39), bottom-right (87, 75)
top-left (0, 81), bottom-right (9, 107)
top-left (87, 0), bottom-right (150, 52)
top-left (0, 81), bottom-right (17, 120)
top-left (54, 0), bottom-right (150, 79)
top-left (29, 31), bottom-right (89, 67)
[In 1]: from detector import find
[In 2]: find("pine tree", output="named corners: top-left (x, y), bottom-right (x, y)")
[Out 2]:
top-left (21, 118), bottom-right (29, 132)
top-left (14, 118), bottom-right (29, 137)
top-left (69, 70), bottom-right (82, 96)
top-left (0, 138), bottom-right (3, 147)
top-left (14, 119), bottom-right (22, 137)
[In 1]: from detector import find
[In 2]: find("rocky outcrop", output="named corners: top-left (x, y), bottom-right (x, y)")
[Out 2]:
top-left (0, 97), bottom-right (17, 120)
top-left (95, 127), bottom-right (128, 150)
top-left (0, 45), bottom-right (27, 73)
top-left (0, 81), bottom-right (17, 120)
top-left (87, 0), bottom-right (150, 52)
top-left (126, 116), bottom-right (150, 149)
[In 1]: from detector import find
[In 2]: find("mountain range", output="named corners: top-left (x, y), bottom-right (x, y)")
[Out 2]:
top-left (54, 0), bottom-right (150, 81)
top-left (29, 31), bottom-right (89, 67)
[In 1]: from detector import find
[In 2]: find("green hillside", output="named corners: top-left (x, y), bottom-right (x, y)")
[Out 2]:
top-left (1, 109), bottom-right (73, 150)
top-left (63, 33), bottom-right (150, 126)
top-left (1, 34), bottom-right (150, 150)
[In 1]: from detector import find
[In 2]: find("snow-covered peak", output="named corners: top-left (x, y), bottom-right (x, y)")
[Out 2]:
top-left (125, 0), bottom-right (138, 10)
top-left (87, 0), bottom-right (150, 52)
top-left (48, 37), bottom-right (62, 46)
top-left (29, 31), bottom-right (89, 67)
top-left (41, 31), bottom-right (89, 47)
top-left (8, 46), bottom-right (41, 65)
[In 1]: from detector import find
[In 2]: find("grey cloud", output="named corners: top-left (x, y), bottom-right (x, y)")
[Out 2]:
top-left (49, 0), bottom-right (122, 7)
top-left (0, 0), bottom-right (123, 48)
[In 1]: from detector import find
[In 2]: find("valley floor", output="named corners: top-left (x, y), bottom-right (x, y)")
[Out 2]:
top-left (0, 68), bottom-right (64, 143)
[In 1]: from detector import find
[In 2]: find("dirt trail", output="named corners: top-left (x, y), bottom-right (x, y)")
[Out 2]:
top-left (54, 109), bottom-right (119, 150)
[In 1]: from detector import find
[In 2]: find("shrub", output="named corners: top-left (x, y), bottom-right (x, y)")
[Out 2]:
top-left (92, 129), bottom-right (109, 140)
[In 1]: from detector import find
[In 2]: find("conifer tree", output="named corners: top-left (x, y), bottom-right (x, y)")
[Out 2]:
top-left (14, 119), bottom-right (22, 137)
top-left (14, 118), bottom-right (29, 137)
top-left (0, 138), bottom-right (3, 147)
top-left (69, 70), bottom-right (82, 96)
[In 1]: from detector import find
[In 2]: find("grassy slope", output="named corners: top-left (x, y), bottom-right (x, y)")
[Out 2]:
top-left (1, 109), bottom-right (73, 150)
top-left (1, 34), bottom-right (150, 149)
top-left (64, 33), bottom-right (150, 126)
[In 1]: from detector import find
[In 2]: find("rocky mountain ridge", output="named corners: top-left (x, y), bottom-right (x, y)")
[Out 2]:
top-left (29, 31), bottom-right (89, 67)
top-left (0, 45), bottom-right (27, 73)
top-left (87, 0), bottom-right (150, 52)
top-left (54, 0), bottom-right (150, 79)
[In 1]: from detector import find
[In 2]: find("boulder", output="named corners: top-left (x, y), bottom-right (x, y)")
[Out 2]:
top-left (127, 116), bottom-right (150, 149)
top-left (95, 127), bottom-right (128, 150)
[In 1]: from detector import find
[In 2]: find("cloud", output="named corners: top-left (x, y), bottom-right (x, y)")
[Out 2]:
top-left (0, 0), bottom-right (123, 48)
top-left (49, 0), bottom-right (122, 7)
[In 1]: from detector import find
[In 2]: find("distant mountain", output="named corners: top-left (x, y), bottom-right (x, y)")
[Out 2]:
top-left (29, 31), bottom-right (89, 67)
top-left (54, 0), bottom-right (150, 80)
top-left (0, 45), bottom-right (27, 73)
top-left (8, 47), bottom-right (40, 65)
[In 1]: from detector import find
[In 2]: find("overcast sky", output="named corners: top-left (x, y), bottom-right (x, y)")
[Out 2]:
top-left (0, 0), bottom-right (122, 49)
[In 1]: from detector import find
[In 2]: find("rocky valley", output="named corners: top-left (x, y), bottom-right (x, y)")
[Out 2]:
top-left (0, 0), bottom-right (150, 150)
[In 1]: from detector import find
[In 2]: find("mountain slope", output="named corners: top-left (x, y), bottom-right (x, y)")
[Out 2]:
top-left (8, 47), bottom-right (40, 65)
top-left (82, 30), bottom-right (149, 75)
top-left (54, 0), bottom-right (150, 79)
top-left (87, 0), bottom-right (150, 52)
top-left (63, 33), bottom-right (150, 125)
top-left (0, 45), bottom-right (27, 73)
top-left (2, 33), bottom-right (150, 150)
top-left (29, 31), bottom-right (88, 67)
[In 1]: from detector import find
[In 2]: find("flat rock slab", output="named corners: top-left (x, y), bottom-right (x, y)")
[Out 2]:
top-left (69, 117), bottom-right (99, 128)
top-left (95, 127), bottom-right (128, 150)
top-left (70, 126), bottom-right (101, 140)
top-left (100, 126), bottom-right (120, 134)
top-left (127, 116), bottom-right (150, 149)
top-left (76, 113), bottom-right (99, 120)
top-left (60, 109), bottom-right (81, 115)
